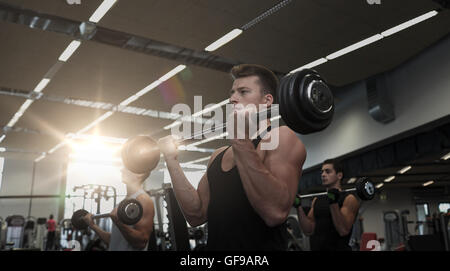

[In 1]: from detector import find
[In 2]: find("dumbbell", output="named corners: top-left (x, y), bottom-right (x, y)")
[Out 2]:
top-left (294, 177), bottom-right (375, 205)
top-left (71, 198), bottom-right (143, 230)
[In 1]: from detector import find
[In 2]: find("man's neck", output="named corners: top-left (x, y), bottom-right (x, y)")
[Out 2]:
top-left (251, 120), bottom-right (271, 139)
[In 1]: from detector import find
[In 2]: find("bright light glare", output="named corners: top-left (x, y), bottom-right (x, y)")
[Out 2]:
top-left (68, 137), bottom-right (122, 163)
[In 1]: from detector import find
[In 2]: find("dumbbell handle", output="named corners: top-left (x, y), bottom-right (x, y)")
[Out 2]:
top-left (298, 187), bottom-right (356, 199)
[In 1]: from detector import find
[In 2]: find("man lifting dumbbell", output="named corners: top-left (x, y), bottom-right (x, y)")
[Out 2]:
top-left (294, 159), bottom-right (360, 251)
top-left (158, 64), bottom-right (307, 250)
top-left (79, 168), bottom-right (155, 251)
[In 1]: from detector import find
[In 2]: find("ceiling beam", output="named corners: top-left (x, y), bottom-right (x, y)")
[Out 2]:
top-left (0, 2), bottom-right (248, 74)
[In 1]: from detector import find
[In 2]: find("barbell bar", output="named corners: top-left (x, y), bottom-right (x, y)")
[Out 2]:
top-left (122, 68), bottom-right (334, 174)
top-left (295, 177), bottom-right (376, 203)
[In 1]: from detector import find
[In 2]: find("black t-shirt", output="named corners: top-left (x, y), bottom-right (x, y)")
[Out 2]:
top-left (309, 192), bottom-right (353, 251)
top-left (205, 144), bottom-right (288, 251)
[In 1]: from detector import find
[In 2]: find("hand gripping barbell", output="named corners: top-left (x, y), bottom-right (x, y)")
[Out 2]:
top-left (121, 69), bottom-right (334, 174)
top-left (293, 177), bottom-right (376, 206)
top-left (71, 198), bottom-right (143, 230)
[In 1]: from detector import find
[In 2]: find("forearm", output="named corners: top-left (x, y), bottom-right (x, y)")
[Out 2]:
top-left (329, 204), bottom-right (352, 236)
top-left (296, 207), bottom-right (314, 235)
top-left (89, 224), bottom-right (111, 245)
top-left (114, 221), bottom-right (148, 249)
top-left (232, 140), bottom-right (290, 224)
top-left (165, 158), bottom-right (204, 222)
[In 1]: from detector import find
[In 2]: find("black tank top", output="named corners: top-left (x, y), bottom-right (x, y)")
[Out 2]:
top-left (310, 192), bottom-right (352, 251)
top-left (205, 133), bottom-right (288, 251)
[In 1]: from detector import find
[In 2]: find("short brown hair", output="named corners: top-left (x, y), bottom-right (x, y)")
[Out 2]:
top-left (230, 64), bottom-right (278, 100)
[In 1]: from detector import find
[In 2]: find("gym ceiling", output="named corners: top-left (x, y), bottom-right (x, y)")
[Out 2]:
top-left (0, 0), bottom-right (449, 189)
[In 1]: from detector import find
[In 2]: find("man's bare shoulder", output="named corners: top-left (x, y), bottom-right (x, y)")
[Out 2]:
top-left (343, 194), bottom-right (360, 207)
top-left (270, 125), bottom-right (305, 150)
top-left (264, 125), bottom-right (306, 168)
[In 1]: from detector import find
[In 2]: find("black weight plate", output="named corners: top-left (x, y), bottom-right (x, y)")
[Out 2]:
top-left (356, 177), bottom-right (375, 201)
top-left (71, 209), bottom-right (89, 230)
top-left (117, 198), bottom-right (143, 225)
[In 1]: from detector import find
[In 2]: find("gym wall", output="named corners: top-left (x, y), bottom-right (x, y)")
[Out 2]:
top-left (0, 157), bottom-right (64, 219)
top-left (300, 35), bottom-right (450, 169)
top-left (360, 188), bottom-right (417, 239)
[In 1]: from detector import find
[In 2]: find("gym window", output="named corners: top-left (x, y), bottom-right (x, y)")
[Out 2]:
top-left (415, 203), bottom-right (429, 235)
top-left (438, 203), bottom-right (450, 213)
top-left (63, 140), bottom-right (127, 220)
top-left (0, 157), bottom-right (4, 191)
top-left (64, 160), bottom-right (126, 219)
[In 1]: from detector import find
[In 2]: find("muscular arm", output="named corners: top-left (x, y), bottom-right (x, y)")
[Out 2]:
top-left (89, 223), bottom-right (111, 245)
top-left (329, 195), bottom-right (360, 236)
top-left (164, 147), bottom-right (225, 227)
top-left (232, 126), bottom-right (306, 227)
top-left (296, 198), bottom-right (316, 236)
top-left (113, 195), bottom-right (155, 249)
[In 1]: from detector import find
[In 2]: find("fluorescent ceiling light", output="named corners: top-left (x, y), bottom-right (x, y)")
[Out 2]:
top-left (186, 132), bottom-right (227, 147)
top-left (183, 156), bottom-right (211, 165)
top-left (7, 100), bottom-right (35, 127)
top-left (205, 29), bottom-right (243, 52)
top-left (375, 183), bottom-right (384, 189)
top-left (134, 80), bottom-right (164, 98)
top-left (0, 147), bottom-right (5, 152)
top-left (381, 10), bottom-right (438, 37)
top-left (161, 162), bottom-right (207, 170)
top-left (288, 10), bottom-right (438, 76)
top-left (119, 95), bottom-right (139, 106)
top-left (384, 176), bottom-right (396, 183)
top-left (164, 120), bottom-right (182, 130)
top-left (186, 147), bottom-right (215, 153)
top-left (89, 0), bottom-right (117, 23)
top-left (289, 58), bottom-right (328, 74)
top-left (192, 99), bottom-right (229, 118)
top-left (164, 99), bottom-right (229, 130)
top-left (423, 180), bottom-right (434, 187)
top-left (33, 78), bottom-right (51, 93)
top-left (77, 111), bottom-right (114, 134)
top-left (326, 34), bottom-right (383, 60)
top-left (179, 163), bottom-right (207, 170)
top-left (159, 65), bottom-right (186, 82)
top-left (58, 40), bottom-right (81, 62)
top-left (7, 113), bottom-right (22, 128)
top-left (347, 177), bottom-right (357, 184)
top-left (19, 99), bottom-right (34, 112)
top-left (35, 154), bottom-right (46, 163)
top-left (48, 142), bottom-right (66, 154)
top-left (97, 111), bottom-right (114, 122)
top-left (177, 145), bottom-right (215, 153)
top-left (397, 165), bottom-right (412, 174)
top-left (441, 152), bottom-right (450, 161)
top-left (0, 135), bottom-right (5, 143)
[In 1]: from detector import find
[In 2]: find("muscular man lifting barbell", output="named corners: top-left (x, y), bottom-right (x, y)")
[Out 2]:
top-left (121, 64), bottom-right (335, 250)
top-left (157, 64), bottom-right (308, 250)
top-left (79, 167), bottom-right (155, 251)
top-left (294, 159), bottom-right (362, 251)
